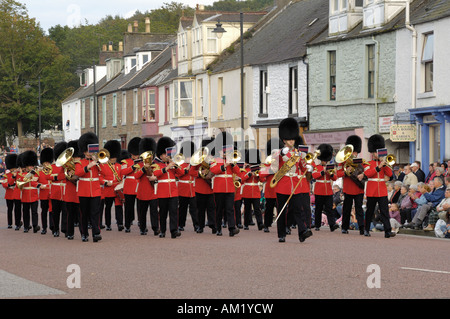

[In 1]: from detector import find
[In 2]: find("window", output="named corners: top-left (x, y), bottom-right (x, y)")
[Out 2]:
top-left (112, 94), bottom-right (117, 126)
top-left (197, 79), bottom-right (203, 118)
top-left (102, 96), bottom-right (107, 128)
top-left (81, 99), bottom-right (85, 129)
top-left (367, 44), bottom-right (375, 98)
top-left (144, 89), bottom-right (156, 122)
top-left (142, 89), bottom-right (147, 121)
top-left (122, 92), bottom-right (126, 125)
top-left (355, 0), bottom-right (363, 6)
top-left (289, 66), bottom-right (298, 115)
top-left (194, 27), bottom-right (202, 56)
top-left (333, 0), bottom-right (339, 12)
top-left (171, 47), bottom-right (177, 69)
top-left (131, 58), bottom-right (136, 69)
top-left (133, 90), bottom-right (138, 124)
top-left (90, 97), bottom-right (94, 127)
top-left (329, 51), bottom-right (336, 100)
top-left (218, 77), bottom-right (224, 118)
top-left (142, 54), bottom-right (149, 65)
top-left (174, 81), bottom-right (193, 118)
top-left (165, 87), bottom-right (170, 123)
top-left (179, 33), bottom-right (187, 60)
top-left (422, 33), bottom-right (434, 92)
top-left (207, 28), bottom-right (217, 53)
top-left (259, 70), bottom-right (268, 114)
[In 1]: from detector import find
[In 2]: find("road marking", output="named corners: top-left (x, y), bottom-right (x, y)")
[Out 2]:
top-left (0, 270), bottom-right (65, 298)
top-left (400, 267), bottom-right (450, 275)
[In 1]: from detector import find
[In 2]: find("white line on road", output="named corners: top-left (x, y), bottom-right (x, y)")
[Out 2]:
top-left (400, 267), bottom-right (450, 274)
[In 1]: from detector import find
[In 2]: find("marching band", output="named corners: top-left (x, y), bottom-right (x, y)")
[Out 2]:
top-left (1, 118), bottom-right (398, 243)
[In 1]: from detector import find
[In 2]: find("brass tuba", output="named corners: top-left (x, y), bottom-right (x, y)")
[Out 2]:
top-left (56, 147), bottom-right (76, 179)
top-left (190, 147), bottom-right (212, 179)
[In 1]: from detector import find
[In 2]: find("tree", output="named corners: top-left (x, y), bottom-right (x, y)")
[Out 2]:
top-left (0, 0), bottom-right (73, 143)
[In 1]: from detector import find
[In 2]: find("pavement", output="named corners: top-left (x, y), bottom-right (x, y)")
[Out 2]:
top-left (0, 186), bottom-right (449, 304)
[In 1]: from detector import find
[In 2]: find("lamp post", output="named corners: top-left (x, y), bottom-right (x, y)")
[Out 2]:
top-left (25, 76), bottom-right (42, 151)
top-left (213, 13), bottom-right (245, 146)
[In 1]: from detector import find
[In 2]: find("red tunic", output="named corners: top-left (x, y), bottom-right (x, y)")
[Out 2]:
top-left (74, 159), bottom-right (102, 197)
top-left (38, 170), bottom-right (51, 201)
top-left (259, 165), bottom-right (276, 199)
top-left (2, 172), bottom-right (16, 200)
top-left (121, 158), bottom-right (138, 196)
top-left (240, 167), bottom-right (264, 199)
top-left (177, 163), bottom-right (195, 198)
top-left (336, 164), bottom-right (365, 195)
top-left (152, 158), bottom-right (182, 198)
top-left (273, 149), bottom-right (309, 196)
top-left (312, 163), bottom-right (337, 196)
top-left (18, 172), bottom-right (39, 203)
top-left (188, 165), bottom-right (213, 195)
top-left (364, 160), bottom-right (392, 197)
top-left (47, 164), bottom-right (64, 201)
top-left (135, 162), bottom-right (157, 201)
top-left (209, 158), bottom-right (241, 194)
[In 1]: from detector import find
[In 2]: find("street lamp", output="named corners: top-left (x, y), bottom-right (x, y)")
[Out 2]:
top-left (213, 13), bottom-right (245, 146)
top-left (25, 76), bottom-right (42, 150)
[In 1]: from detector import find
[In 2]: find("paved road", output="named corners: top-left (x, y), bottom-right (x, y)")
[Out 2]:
top-left (0, 186), bottom-right (449, 303)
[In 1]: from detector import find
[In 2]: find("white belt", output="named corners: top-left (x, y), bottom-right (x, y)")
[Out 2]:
top-left (244, 183), bottom-right (259, 186)
top-left (125, 176), bottom-right (135, 180)
top-left (286, 173), bottom-right (299, 178)
top-left (52, 183), bottom-right (65, 186)
top-left (178, 180), bottom-right (194, 184)
top-left (158, 179), bottom-right (176, 183)
top-left (214, 174), bottom-right (233, 178)
top-left (368, 178), bottom-right (384, 182)
top-left (23, 187), bottom-right (37, 190)
top-left (79, 178), bottom-right (99, 182)
top-left (315, 180), bottom-right (332, 183)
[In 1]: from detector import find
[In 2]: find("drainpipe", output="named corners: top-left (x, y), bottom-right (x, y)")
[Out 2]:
top-left (405, 0), bottom-right (417, 109)
top-left (372, 35), bottom-right (380, 133)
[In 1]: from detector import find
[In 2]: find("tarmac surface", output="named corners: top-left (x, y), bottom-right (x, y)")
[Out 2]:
top-left (0, 186), bottom-right (449, 303)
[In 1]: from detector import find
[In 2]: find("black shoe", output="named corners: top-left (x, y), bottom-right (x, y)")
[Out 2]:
top-left (229, 228), bottom-right (239, 237)
top-left (93, 234), bottom-right (102, 242)
top-left (244, 226), bottom-right (249, 230)
top-left (237, 224), bottom-right (243, 229)
top-left (196, 228), bottom-right (204, 233)
top-left (33, 225), bottom-right (41, 233)
top-left (403, 222), bottom-right (414, 229)
top-left (7, 225), bottom-right (12, 229)
top-left (67, 235), bottom-right (74, 240)
top-left (178, 226), bottom-right (184, 231)
top-left (140, 230), bottom-right (147, 235)
top-left (118, 225), bottom-right (124, 231)
top-left (330, 224), bottom-right (339, 232)
top-left (171, 231), bottom-right (181, 238)
top-left (341, 229), bottom-right (349, 234)
top-left (263, 227), bottom-right (270, 233)
top-left (385, 232), bottom-right (396, 238)
top-left (315, 227), bottom-right (320, 231)
top-left (100, 225), bottom-right (105, 229)
top-left (24, 228), bottom-right (29, 233)
top-left (211, 228), bottom-right (217, 234)
top-left (360, 229), bottom-right (365, 235)
top-left (15, 226), bottom-right (20, 231)
top-left (279, 237), bottom-right (286, 243)
top-left (159, 232), bottom-right (165, 238)
top-left (81, 235), bottom-right (89, 242)
top-left (216, 230), bottom-right (223, 236)
top-left (257, 224), bottom-right (263, 231)
top-left (41, 229), bottom-right (47, 235)
top-left (53, 231), bottom-right (60, 237)
top-left (286, 228), bottom-right (291, 235)
top-left (299, 229), bottom-right (313, 243)
top-left (106, 226), bottom-right (112, 231)
top-left (364, 230), bottom-right (371, 237)
top-left (125, 228), bottom-right (131, 233)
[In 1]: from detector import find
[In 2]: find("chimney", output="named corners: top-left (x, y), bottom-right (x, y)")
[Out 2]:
top-left (108, 41), bottom-right (113, 51)
top-left (128, 23), bottom-right (132, 33)
top-left (119, 41), bottom-right (123, 52)
top-left (102, 44), bottom-right (107, 51)
top-left (133, 20), bottom-right (139, 32)
top-left (145, 17), bottom-right (150, 33)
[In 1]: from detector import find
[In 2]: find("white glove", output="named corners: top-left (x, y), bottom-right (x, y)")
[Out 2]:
top-left (306, 164), bottom-right (313, 173)
top-left (282, 147), bottom-right (289, 155)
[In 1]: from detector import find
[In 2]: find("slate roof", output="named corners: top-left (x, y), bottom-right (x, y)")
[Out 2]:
top-left (209, 0), bottom-right (329, 73)
top-left (62, 76), bottom-right (108, 103)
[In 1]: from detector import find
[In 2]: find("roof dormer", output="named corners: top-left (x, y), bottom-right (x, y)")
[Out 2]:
top-left (363, 0), bottom-right (410, 30)
top-left (329, 0), bottom-right (364, 36)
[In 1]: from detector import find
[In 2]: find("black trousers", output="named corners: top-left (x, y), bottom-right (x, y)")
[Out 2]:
top-left (196, 193), bottom-right (216, 230)
top-left (234, 199), bottom-right (242, 226)
top-left (341, 193), bottom-right (365, 231)
top-left (276, 193), bottom-right (308, 238)
top-left (124, 194), bottom-right (137, 229)
top-left (264, 198), bottom-right (276, 228)
top-left (22, 201), bottom-right (39, 229)
top-left (104, 197), bottom-right (116, 227)
top-left (6, 199), bottom-right (14, 226)
top-left (214, 192), bottom-right (236, 231)
top-left (14, 199), bottom-right (22, 227)
top-left (40, 199), bottom-right (50, 231)
top-left (314, 195), bottom-right (337, 229)
top-left (65, 202), bottom-right (80, 237)
top-left (139, 199), bottom-right (158, 232)
top-left (51, 199), bottom-right (64, 232)
top-left (178, 196), bottom-right (199, 229)
top-left (158, 197), bottom-right (179, 234)
top-left (365, 196), bottom-right (391, 233)
top-left (115, 202), bottom-right (124, 227)
top-left (243, 198), bottom-right (263, 227)
top-left (78, 196), bottom-right (101, 237)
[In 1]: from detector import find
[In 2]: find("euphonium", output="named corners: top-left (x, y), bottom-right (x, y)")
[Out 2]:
top-left (56, 147), bottom-right (76, 179)
top-left (190, 147), bottom-right (212, 179)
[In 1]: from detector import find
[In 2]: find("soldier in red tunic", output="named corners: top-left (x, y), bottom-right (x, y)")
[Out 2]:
top-left (209, 132), bottom-right (240, 237)
top-left (153, 137), bottom-right (183, 238)
top-left (13, 154), bottom-right (24, 230)
top-left (274, 118), bottom-right (312, 243)
top-left (37, 147), bottom-right (53, 234)
top-left (241, 148), bottom-right (264, 230)
top-left (311, 144), bottom-right (339, 231)
top-left (19, 150), bottom-right (41, 233)
top-left (120, 137), bottom-right (141, 233)
top-left (259, 138), bottom-right (283, 233)
top-left (363, 134), bottom-right (396, 238)
top-left (2, 154), bottom-right (18, 229)
top-left (189, 137), bottom-right (216, 234)
top-left (135, 137), bottom-right (158, 235)
top-left (336, 135), bottom-right (366, 234)
top-left (75, 132), bottom-right (103, 242)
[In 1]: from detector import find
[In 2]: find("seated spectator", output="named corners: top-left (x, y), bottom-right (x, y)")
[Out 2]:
top-left (445, 176), bottom-right (450, 188)
top-left (405, 176), bottom-right (446, 229)
top-left (435, 211), bottom-right (450, 238)
top-left (399, 185), bottom-right (412, 224)
top-left (435, 167), bottom-right (445, 179)
top-left (389, 203), bottom-right (402, 233)
top-left (387, 181), bottom-right (394, 202)
top-left (332, 184), bottom-right (343, 218)
top-left (424, 186), bottom-right (450, 231)
top-left (411, 161), bottom-right (425, 183)
top-left (402, 164), bottom-right (418, 187)
top-left (441, 162), bottom-right (448, 177)
top-left (425, 164), bottom-right (435, 184)
top-left (390, 181), bottom-right (402, 204)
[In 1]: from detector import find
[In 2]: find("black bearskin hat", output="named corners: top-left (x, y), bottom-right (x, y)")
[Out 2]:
top-left (119, 150), bottom-right (131, 162)
top-left (16, 153), bottom-right (24, 168)
top-left (104, 140), bottom-right (122, 159)
top-left (368, 134), bottom-right (385, 153)
top-left (179, 140), bottom-right (195, 158)
top-left (139, 137), bottom-right (156, 155)
top-left (156, 136), bottom-right (175, 157)
top-left (67, 140), bottom-right (80, 158)
top-left (295, 135), bottom-right (305, 148)
top-left (78, 132), bottom-right (98, 154)
top-left (279, 118), bottom-right (299, 141)
top-left (317, 144), bottom-right (333, 162)
top-left (40, 147), bottom-right (54, 164)
top-left (54, 141), bottom-right (68, 159)
top-left (5, 154), bottom-right (18, 170)
top-left (201, 137), bottom-right (215, 156)
top-left (22, 150), bottom-right (38, 167)
top-left (127, 137), bottom-right (141, 156)
top-left (214, 131), bottom-right (234, 154)
top-left (245, 148), bottom-right (261, 165)
top-left (345, 135), bottom-right (362, 153)
top-left (266, 138), bottom-right (284, 156)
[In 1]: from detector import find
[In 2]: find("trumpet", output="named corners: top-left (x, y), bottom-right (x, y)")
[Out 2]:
top-left (17, 167), bottom-right (39, 190)
top-left (384, 154), bottom-right (396, 169)
top-left (327, 166), bottom-right (336, 175)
